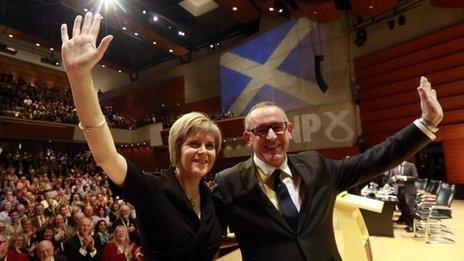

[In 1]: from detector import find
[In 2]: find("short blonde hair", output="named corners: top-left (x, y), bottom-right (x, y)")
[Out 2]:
top-left (168, 112), bottom-right (222, 166)
top-left (244, 102), bottom-right (288, 130)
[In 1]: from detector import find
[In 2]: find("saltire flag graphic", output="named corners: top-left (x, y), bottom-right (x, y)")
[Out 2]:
top-left (220, 18), bottom-right (334, 115)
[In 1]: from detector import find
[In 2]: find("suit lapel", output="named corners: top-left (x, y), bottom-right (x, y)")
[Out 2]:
top-left (288, 155), bottom-right (317, 233)
top-left (240, 157), bottom-right (294, 233)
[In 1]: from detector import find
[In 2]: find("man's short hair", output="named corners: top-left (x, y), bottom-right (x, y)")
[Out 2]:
top-left (244, 102), bottom-right (288, 131)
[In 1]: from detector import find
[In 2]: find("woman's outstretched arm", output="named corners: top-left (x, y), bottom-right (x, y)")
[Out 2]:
top-left (61, 12), bottom-right (126, 185)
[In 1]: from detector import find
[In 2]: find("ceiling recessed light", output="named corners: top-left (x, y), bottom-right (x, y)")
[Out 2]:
top-left (279, 9), bottom-right (283, 13)
top-left (8, 34), bottom-right (13, 38)
top-left (209, 44), bottom-right (214, 48)
top-left (232, 7), bottom-right (237, 11)
top-left (35, 43), bottom-right (40, 47)
top-left (153, 16), bottom-right (158, 22)
top-left (50, 47), bottom-right (54, 51)
top-left (118, 70), bottom-right (122, 73)
top-left (55, 62), bottom-right (60, 66)
top-left (269, 7), bottom-right (274, 12)
top-left (169, 49), bottom-right (173, 53)
top-left (134, 32), bottom-right (139, 36)
top-left (142, 10), bottom-right (146, 14)
top-left (102, 64), bottom-right (106, 68)
top-left (153, 41), bottom-right (157, 45)
top-left (122, 26), bottom-right (127, 30)
top-left (83, 8), bottom-right (88, 12)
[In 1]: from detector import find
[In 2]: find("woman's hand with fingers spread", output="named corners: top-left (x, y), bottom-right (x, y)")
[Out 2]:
top-left (61, 12), bottom-right (113, 75)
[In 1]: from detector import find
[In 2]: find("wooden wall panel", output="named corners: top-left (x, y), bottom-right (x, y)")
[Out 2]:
top-left (356, 22), bottom-right (464, 184)
top-left (0, 117), bottom-right (75, 140)
top-left (354, 23), bottom-right (464, 69)
top-left (358, 52), bottom-right (464, 88)
top-left (172, 97), bottom-right (221, 116)
top-left (358, 66), bottom-right (464, 101)
top-left (360, 80), bottom-right (464, 112)
top-left (0, 55), bottom-right (69, 88)
top-left (104, 76), bottom-right (185, 122)
top-left (443, 138), bottom-right (464, 184)
top-left (356, 37), bottom-right (464, 81)
top-left (315, 146), bottom-right (360, 160)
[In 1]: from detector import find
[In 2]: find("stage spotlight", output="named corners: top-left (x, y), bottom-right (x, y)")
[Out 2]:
top-left (273, 0), bottom-right (291, 19)
top-left (354, 28), bottom-right (367, 47)
top-left (0, 43), bottom-right (17, 55)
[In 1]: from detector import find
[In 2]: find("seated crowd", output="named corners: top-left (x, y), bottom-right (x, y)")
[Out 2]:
top-left (0, 146), bottom-right (145, 260)
top-left (1, 71), bottom-right (237, 131)
top-left (0, 71), bottom-right (132, 129)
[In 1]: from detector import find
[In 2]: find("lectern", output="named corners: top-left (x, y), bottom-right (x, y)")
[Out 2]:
top-left (334, 191), bottom-right (384, 261)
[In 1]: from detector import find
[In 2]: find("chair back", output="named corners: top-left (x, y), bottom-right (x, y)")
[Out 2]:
top-left (431, 180), bottom-right (443, 194)
top-left (435, 183), bottom-right (455, 207)
top-left (425, 179), bottom-right (437, 193)
top-left (415, 178), bottom-right (428, 190)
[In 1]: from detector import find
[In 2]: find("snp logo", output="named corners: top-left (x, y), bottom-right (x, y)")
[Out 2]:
top-left (290, 109), bottom-right (355, 147)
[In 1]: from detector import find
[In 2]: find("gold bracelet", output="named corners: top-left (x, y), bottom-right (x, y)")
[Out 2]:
top-left (78, 118), bottom-right (106, 132)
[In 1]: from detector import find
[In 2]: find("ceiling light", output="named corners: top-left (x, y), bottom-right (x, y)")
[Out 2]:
top-left (269, 7), bottom-right (274, 11)
top-left (152, 41), bottom-right (157, 45)
top-left (118, 70), bottom-right (122, 73)
top-left (50, 47), bottom-right (54, 51)
top-left (168, 26), bottom-right (172, 29)
top-left (83, 8), bottom-right (88, 12)
top-left (55, 62), bottom-right (60, 66)
top-left (122, 27), bottom-right (127, 30)
top-left (8, 34), bottom-right (13, 38)
top-left (35, 43), bottom-right (40, 47)
top-left (134, 32), bottom-right (138, 36)
top-left (209, 44), bottom-right (214, 48)
top-left (279, 9), bottom-right (283, 13)
top-left (169, 49), bottom-right (173, 53)
top-left (142, 10), bottom-right (146, 14)
top-left (102, 64), bottom-right (106, 68)
top-left (313, 11), bottom-right (318, 15)
top-left (368, 5), bottom-right (374, 9)
top-left (0, 43), bottom-right (17, 55)
top-left (153, 15), bottom-right (158, 22)
top-left (232, 7), bottom-right (237, 11)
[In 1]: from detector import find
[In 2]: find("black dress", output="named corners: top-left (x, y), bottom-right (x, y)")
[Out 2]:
top-left (109, 159), bottom-right (222, 260)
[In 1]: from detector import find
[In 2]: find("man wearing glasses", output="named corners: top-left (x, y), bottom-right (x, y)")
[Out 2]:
top-left (212, 77), bottom-right (443, 261)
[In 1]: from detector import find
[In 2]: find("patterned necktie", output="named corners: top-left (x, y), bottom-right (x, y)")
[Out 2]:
top-left (273, 169), bottom-right (299, 232)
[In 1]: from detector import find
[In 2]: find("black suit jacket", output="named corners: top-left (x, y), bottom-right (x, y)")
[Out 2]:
top-left (384, 161), bottom-right (418, 195)
top-left (213, 124), bottom-right (431, 261)
top-left (63, 234), bottom-right (102, 261)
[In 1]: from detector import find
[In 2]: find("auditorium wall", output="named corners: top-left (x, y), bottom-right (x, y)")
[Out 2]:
top-left (0, 46), bottom-right (130, 91)
top-left (352, 2), bottom-right (464, 59)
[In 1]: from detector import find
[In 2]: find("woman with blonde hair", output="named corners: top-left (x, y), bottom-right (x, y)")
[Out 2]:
top-left (60, 12), bottom-right (222, 260)
top-left (7, 234), bottom-right (29, 261)
top-left (102, 225), bottom-right (142, 261)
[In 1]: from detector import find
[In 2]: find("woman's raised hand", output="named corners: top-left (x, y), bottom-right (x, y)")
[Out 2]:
top-left (61, 12), bottom-right (113, 75)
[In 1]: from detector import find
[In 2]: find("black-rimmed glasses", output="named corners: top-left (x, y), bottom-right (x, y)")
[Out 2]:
top-left (248, 122), bottom-right (288, 137)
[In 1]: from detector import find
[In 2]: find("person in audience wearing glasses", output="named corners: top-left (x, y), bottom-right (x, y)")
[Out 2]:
top-left (383, 161), bottom-right (418, 232)
top-left (212, 76), bottom-right (443, 261)
top-left (60, 12), bottom-right (222, 260)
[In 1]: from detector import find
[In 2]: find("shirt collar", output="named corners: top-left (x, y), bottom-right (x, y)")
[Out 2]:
top-left (253, 154), bottom-right (292, 178)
